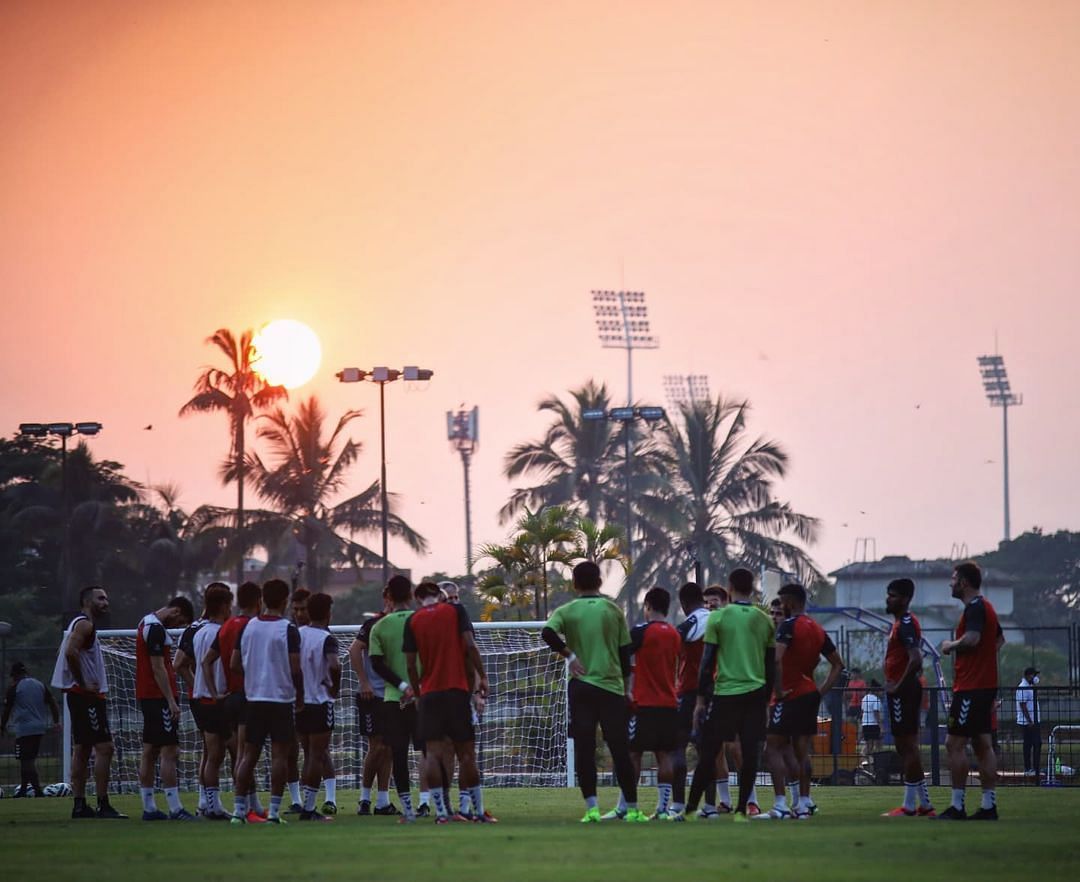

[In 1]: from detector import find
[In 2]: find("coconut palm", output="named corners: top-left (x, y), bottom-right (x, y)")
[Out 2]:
top-left (635, 396), bottom-right (821, 595)
top-left (179, 328), bottom-right (288, 582)
top-left (201, 395), bottom-right (427, 590)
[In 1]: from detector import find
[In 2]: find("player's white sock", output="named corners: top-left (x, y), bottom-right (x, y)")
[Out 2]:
top-left (788, 783), bottom-right (798, 807)
top-left (323, 778), bottom-right (336, 803)
top-left (269, 794), bottom-right (283, 819)
top-left (918, 779), bottom-right (932, 809)
top-left (361, 787), bottom-right (372, 803)
top-left (903, 781), bottom-right (918, 812)
top-left (233, 793), bottom-right (248, 817)
top-left (431, 789), bottom-right (449, 819)
top-left (718, 780), bottom-right (731, 806)
top-left (981, 789), bottom-right (996, 811)
top-left (585, 795), bottom-right (599, 809)
top-left (419, 790), bottom-right (431, 806)
top-left (797, 795), bottom-right (812, 812)
top-left (165, 787), bottom-right (182, 814)
top-left (288, 781), bottom-right (301, 806)
top-left (748, 785), bottom-right (759, 806)
top-left (703, 802), bottom-right (717, 813)
top-left (302, 785), bottom-right (318, 812)
top-left (376, 790), bottom-right (390, 808)
top-left (950, 788), bottom-right (965, 811)
top-left (198, 784), bottom-right (207, 811)
top-left (459, 790), bottom-right (472, 815)
top-left (656, 784), bottom-right (672, 815)
top-left (671, 801), bottom-right (685, 814)
top-left (468, 785), bottom-right (484, 816)
top-left (140, 787), bottom-right (157, 813)
top-left (399, 791), bottom-right (414, 818)
top-left (249, 791), bottom-right (264, 814)
top-left (615, 792), bottom-right (628, 813)
top-left (774, 794), bottom-right (788, 812)
top-left (206, 787), bottom-right (222, 814)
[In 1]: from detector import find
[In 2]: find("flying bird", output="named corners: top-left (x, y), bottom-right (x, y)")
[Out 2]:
top-left (143, 425), bottom-right (153, 430)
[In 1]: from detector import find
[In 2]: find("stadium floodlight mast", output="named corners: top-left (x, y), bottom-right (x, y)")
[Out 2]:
top-left (446, 405), bottom-right (479, 576)
top-left (18, 422), bottom-right (103, 614)
top-left (592, 290), bottom-right (658, 406)
top-left (581, 406), bottom-right (666, 568)
top-left (977, 354), bottom-right (1022, 542)
top-left (337, 366), bottom-right (433, 586)
top-left (663, 374), bottom-right (710, 410)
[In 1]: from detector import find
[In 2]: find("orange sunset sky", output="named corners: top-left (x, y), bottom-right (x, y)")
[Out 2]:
top-left (2, 2), bottom-right (1078, 587)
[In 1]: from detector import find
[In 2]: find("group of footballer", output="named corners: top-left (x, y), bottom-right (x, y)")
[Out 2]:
top-left (50, 556), bottom-right (1003, 824)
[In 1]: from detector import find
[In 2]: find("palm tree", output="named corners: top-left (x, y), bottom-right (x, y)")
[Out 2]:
top-left (501, 381), bottom-right (626, 524)
top-left (569, 515), bottom-right (628, 570)
top-left (635, 396), bottom-right (821, 596)
top-left (203, 395), bottom-right (427, 589)
top-left (179, 328), bottom-right (288, 583)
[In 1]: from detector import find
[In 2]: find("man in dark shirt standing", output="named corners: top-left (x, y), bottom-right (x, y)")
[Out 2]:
top-left (939, 561), bottom-right (1004, 821)
top-left (2, 661), bottom-right (60, 797)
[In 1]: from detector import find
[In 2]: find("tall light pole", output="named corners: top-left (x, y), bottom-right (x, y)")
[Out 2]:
top-left (592, 290), bottom-right (658, 406)
top-left (977, 355), bottom-right (1022, 542)
top-left (446, 406), bottom-right (479, 577)
top-left (337, 366), bottom-right (433, 586)
top-left (18, 422), bottom-right (103, 616)
top-left (663, 374), bottom-right (710, 410)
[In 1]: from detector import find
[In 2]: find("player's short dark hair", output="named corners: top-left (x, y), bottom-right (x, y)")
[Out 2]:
top-left (770, 597), bottom-right (783, 609)
top-left (644, 587), bottom-right (671, 616)
top-left (79, 585), bottom-right (105, 606)
top-left (703, 585), bottom-right (728, 602)
top-left (263, 579), bottom-right (290, 608)
top-left (204, 582), bottom-right (232, 617)
top-left (415, 581), bottom-right (442, 601)
top-left (887, 578), bottom-right (915, 600)
top-left (167, 596), bottom-right (195, 624)
top-left (679, 582), bottom-right (703, 607)
top-left (573, 561), bottom-right (602, 592)
top-left (778, 583), bottom-right (807, 605)
top-left (387, 575), bottom-right (412, 603)
top-left (237, 581), bottom-right (261, 609)
top-left (291, 587), bottom-right (311, 604)
top-left (728, 568), bottom-right (755, 595)
top-left (307, 592), bottom-right (333, 622)
top-left (954, 561), bottom-right (982, 590)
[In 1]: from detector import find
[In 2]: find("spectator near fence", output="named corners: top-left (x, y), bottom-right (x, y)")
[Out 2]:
top-left (860, 680), bottom-right (883, 761)
top-left (2, 661), bottom-right (60, 797)
top-left (847, 668), bottom-right (867, 723)
top-left (1015, 667), bottom-right (1041, 778)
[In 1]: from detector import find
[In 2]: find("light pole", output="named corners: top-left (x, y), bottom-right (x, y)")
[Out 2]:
top-left (337, 366), bottom-right (433, 586)
top-left (592, 290), bottom-right (658, 407)
top-left (663, 374), bottom-right (710, 411)
top-left (18, 422), bottom-right (103, 616)
top-left (446, 406), bottom-right (479, 577)
top-left (581, 405), bottom-right (666, 568)
top-left (977, 355), bottom-right (1022, 542)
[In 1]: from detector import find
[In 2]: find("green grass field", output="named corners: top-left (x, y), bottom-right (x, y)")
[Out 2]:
top-left (1, 787), bottom-right (1078, 881)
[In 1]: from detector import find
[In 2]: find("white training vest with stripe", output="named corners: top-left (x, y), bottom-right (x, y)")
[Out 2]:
top-left (51, 615), bottom-right (109, 694)
top-left (240, 616), bottom-right (296, 703)
top-left (192, 621), bottom-right (225, 700)
top-left (299, 625), bottom-right (335, 705)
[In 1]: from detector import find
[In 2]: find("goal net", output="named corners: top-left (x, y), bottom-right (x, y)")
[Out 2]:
top-left (69, 622), bottom-right (569, 794)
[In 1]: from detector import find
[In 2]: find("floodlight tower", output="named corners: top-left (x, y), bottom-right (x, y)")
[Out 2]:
top-left (447, 406), bottom-right (479, 577)
top-left (592, 291), bottom-right (658, 406)
top-left (663, 374), bottom-right (710, 410)
top-left (977, 354), bottom-right (1022, 542)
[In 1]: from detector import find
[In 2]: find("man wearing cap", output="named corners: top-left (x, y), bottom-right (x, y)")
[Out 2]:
top-left (1015, 667), bottom-right (1041, 778)
top-left (2, 662), bottom-right (60, 797)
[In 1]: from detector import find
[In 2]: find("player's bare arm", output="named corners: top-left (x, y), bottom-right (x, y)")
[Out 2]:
top-left (941, 630), bottom-right (980, 656)
top-left (773, 641), bottom-right (789, 701)
top-left (541, 626), bottom-right (586, 677)
top-left (201, 644), bottom-right (222, 700)
top-left (65, 619), bottom-right (94, 691)
top-left (819, 648), bottom-right (845, 695)
top-left (328, 648), bottom-right (342, 700)
top-left (149, 654), bottom-right (179, 717)
top-left (290, 649), bottom-right (304, 711)
top-left (885, 645), bottom-right (921, 695)
top-left (405, 650), bottom-right (422, 698)
top-left (349, 636), bottom-right (374, 700)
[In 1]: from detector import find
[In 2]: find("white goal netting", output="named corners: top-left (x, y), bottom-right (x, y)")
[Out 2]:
top-left (73, 622), bottom-right (569, 793)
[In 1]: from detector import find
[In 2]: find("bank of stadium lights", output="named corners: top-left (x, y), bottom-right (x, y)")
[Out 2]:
top-left (18, 422), bottom-right (103, 613)
top-left (337, 366), bottom-right (434, 585)
top-left (663, 374), bottom-right (710, 410)
top-left (977, 354), bottom-right (1022, 542)
top-left (446, 406), bottom-right (479, 576)
top-left (582, 406), bottom-right (666, 566)
top-left (591, 290), bottom-right (658, 406)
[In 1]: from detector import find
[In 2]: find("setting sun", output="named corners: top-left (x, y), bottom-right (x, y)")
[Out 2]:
top-left (251, 319), bottom-right (322, 389)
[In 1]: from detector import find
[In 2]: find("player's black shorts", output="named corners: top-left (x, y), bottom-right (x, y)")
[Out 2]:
top-left (862, 725), bottom-right (882, 741)
top-left (190, 699), bottom-right (232, 737)
top-left (702, 686), bottom-right (768, 745)
top-left (223, 691), bottom-right (248, 729)
top-left (629, 706), bottom-right (678, 753)
top-left (67, 692), bottom-right (111, 747)
top-left (245, 701), bottom-right (295, 745)
top-left (381, 701), bottom-right (422, 751)
top-left (15, 734), bottom-right (43, 763)
top-left (418, 689), bottom-right (475, 744)
top-left (768, 690), bottom-right (821, 737)
top-left (947, 688), bottom-right (996, 737)
top-left (356, 696), bottom-right (383, 738)
top-left (887, 682), bottom-right (922, 737)
top-left (139, 698), bottom-right (179, 747)
top-left (296, 702), bottom-right (335, 736)
top-left (675, 692), bottom-right (696, 744)
top-left (568, 679), bottom-right (629, 744)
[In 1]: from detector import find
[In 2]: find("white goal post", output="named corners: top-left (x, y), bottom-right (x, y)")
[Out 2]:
top-left (63, 621), bottom-right (572, 793)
